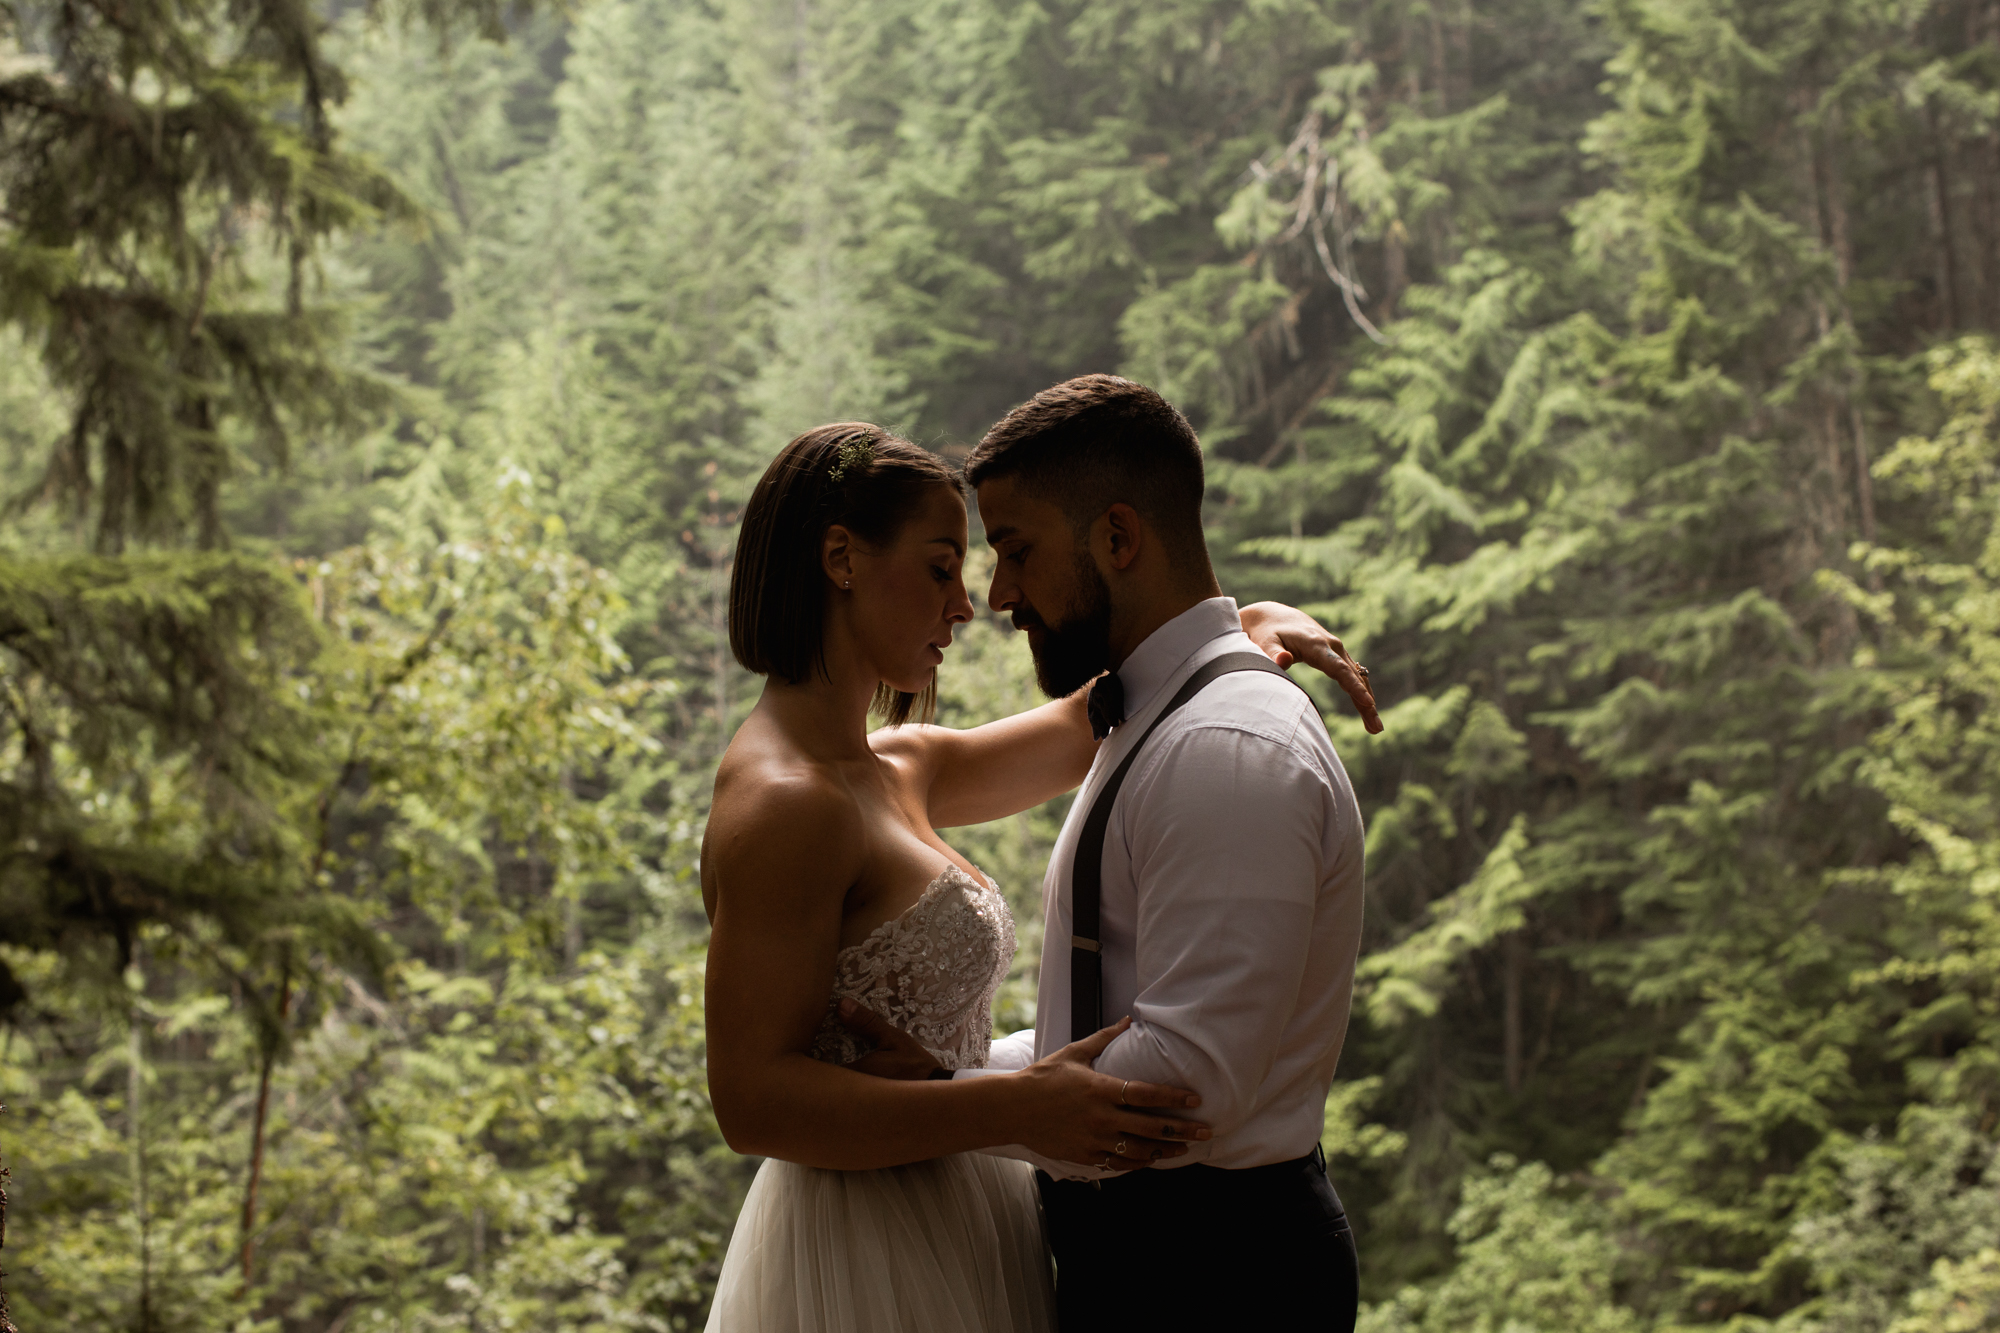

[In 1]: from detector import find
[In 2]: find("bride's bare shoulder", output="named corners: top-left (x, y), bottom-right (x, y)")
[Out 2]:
top-left (708, 733), bottom-right (865, 881)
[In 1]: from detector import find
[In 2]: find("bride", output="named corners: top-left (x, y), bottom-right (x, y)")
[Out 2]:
top-left (701, 423), bottom-right (1355, 1332)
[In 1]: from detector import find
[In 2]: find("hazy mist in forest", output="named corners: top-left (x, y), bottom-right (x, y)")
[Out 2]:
top-left (4, 0), bottom-right (2000, 1328)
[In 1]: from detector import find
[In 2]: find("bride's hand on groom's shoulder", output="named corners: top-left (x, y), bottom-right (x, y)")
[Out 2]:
top-left (835, 998), bottom-right (946, 1081)
top-left (1238, 602), bottom-right (1384, 735)
top-left (1012, 1017), bottom-right (1211, 1171)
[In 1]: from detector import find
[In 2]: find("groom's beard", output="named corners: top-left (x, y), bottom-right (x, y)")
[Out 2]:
top-left (1014, 553), bottom-right (1113, 699)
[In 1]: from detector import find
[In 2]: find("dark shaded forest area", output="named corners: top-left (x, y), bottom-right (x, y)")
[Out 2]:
top-left (3, 0), bottom-right (2000, 1327)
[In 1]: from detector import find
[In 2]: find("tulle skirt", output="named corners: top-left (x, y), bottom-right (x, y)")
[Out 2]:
top-left (705, 1153), bottom-right (1057, 1333)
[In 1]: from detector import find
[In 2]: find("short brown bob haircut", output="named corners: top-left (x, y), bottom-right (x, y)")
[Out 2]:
top-left (729, 423), bottom-right (960, 725)
top-left (964, 374), bottom-right (1211, 573)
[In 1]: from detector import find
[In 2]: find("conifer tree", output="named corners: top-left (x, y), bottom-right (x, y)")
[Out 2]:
top-left (10, 0), bottom-right (2000, 1325)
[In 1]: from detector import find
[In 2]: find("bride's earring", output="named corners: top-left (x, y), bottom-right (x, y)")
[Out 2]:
top-left (844, 580), bottom-right (852, 589)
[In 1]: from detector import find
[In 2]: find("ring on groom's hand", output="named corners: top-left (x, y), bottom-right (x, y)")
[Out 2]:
top-left (1114, 1138), bottom-right (1128, 1157)
top-left (1119, 1079), bottom-right (1130, 1104)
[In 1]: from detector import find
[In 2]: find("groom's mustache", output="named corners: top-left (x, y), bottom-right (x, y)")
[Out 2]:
top-left (1010, 607), bottom-right (1048, 633)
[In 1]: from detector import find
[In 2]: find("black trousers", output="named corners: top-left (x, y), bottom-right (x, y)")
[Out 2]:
top-left (1036, 1146), bottom-right (1358, 1330)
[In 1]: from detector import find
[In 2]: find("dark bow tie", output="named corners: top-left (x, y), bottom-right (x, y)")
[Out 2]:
top-left (1086, 673), bottom-right (1126, 740)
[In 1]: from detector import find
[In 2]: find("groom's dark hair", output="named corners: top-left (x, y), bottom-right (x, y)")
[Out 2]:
top-left (964, 375), bottom-right (1210, 572)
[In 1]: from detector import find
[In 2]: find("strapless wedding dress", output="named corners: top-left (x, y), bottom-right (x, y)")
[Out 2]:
top-left (704, 864), bottom-right (1056, 1333)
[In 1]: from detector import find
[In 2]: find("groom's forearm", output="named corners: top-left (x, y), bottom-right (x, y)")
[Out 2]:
top-left (959, 1030), bottom-right (1109, 1176)
top-left (953, 1029), bottom-right (1062, 1171)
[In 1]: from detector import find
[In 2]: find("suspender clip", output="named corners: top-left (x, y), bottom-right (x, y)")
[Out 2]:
top-left (1071, 935), bottom-right (1102, 953)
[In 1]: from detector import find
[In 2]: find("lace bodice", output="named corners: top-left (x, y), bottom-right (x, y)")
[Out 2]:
top-left (809, 864), bottom-right (1016, 1072)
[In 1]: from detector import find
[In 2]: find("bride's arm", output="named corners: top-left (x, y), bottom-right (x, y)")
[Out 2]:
top-left (1239, 601), bottom-right (1381, 732)
top-left (872, 690), bottom-right (1095, 831)
top-left (874, 602), bottom-right (1381, 831)
top-left (703, 774), bottom-right (1206, 1170)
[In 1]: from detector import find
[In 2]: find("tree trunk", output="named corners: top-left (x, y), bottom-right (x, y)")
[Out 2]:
top-left (1984, 131), bottom-right (2000, 328)
top-left (1851, 404), bottom-right (1878, 547)
top-left (1809, 111), bottom-right (1854, 290)
top-left (708, 474), bottom-right (731, 761)
top-left (1929, 106), bottom-right (1962, 329)
top-left (1428, 10), bottom-right (1448, 112)
top-left (239, 968), bottom-right (293, 1288)
top-left (1449, 2), bottom-right (1473, 116)
top-left (1814, 115), bottom-right (1876, 550)
top-left (132, 1000), bottom-right (153, 1332)
top-left (0, 1102), bottom-right (16, 1333)
top-left (1503, 933), bottom-right (1524, 1094)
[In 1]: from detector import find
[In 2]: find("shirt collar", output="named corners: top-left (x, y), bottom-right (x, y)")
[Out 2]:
top-left (1115, 596), bottom-right (1241, 717)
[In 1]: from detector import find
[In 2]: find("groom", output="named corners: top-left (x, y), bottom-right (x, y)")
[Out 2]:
top-left (839, 373), bottom-right (1368, 1326)
top-left (968, 375), bottom-right (1364, 1328)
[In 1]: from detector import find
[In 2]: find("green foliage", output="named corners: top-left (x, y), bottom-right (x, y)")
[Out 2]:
top-left (1889, 1249), bottom-right (2000, 1333)
top-left (3, 473), bottom-right (733, 1328)
top-left (0, 550), bottom-right (330, 1013)
top-left (0, 0), bottom-right (419, 550)
top-left (1788, 1107), bottom-right (2000, 1332)
top-left (1361, 1157), bottom-right (1639, 1333)
top-left (7, 0), bottom-right (2000, 1328)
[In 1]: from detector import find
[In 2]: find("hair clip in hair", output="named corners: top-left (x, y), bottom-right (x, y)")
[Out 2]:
top-left (828, 434), bottom-right (876, 482)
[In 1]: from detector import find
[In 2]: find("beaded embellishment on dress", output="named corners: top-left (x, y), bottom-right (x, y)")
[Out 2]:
top-left (809, 864), bottom-right (1016, 1071)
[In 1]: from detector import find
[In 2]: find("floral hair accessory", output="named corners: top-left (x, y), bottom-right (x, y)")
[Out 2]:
top-left (827, 433), bottom-right (876, 482)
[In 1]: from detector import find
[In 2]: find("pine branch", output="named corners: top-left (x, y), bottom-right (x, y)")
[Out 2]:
top-left (0, 0), bottom-right (417, 547)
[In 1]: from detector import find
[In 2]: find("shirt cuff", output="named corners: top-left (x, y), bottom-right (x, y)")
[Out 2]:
top-left (978, 1143), bottom-right (1110, 1180)
top-left (955, 1028), bottom-right (1035, 1077)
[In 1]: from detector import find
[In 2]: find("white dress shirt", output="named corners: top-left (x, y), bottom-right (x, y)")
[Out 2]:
top-left (964, 597), bottom-right (1365, 1180)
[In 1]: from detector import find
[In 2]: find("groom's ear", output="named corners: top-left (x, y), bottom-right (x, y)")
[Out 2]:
top-left (1099, 503), bottom-right (1146, 573)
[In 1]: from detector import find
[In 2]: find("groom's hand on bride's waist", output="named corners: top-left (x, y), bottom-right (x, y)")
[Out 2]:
top-left (833, 1004), bottom-right (1209, 1170)
top-left (1012, 1016), bottom-right (1210, 1172)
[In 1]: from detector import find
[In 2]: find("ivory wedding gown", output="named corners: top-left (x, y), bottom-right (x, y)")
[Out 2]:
top-left (704, 864), bottom-right (1057, 1333)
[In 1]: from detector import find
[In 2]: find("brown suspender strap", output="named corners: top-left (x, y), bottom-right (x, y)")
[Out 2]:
top-left (1068, 652), bottom-right (1309, 1044)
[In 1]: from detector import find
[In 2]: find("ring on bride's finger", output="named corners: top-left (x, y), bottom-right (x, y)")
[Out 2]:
top-left (1114, 1138), bottom-right (1128, 1157)
top-left (1120, 1079), bottom-right (1130, 1104)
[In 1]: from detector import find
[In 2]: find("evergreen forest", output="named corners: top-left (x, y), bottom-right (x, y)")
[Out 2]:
top-left (4, 0), bottom-right (2000, 1327)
